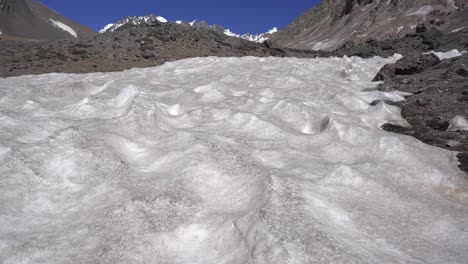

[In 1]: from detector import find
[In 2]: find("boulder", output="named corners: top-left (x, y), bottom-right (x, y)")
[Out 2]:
top-left (394, 53), bottom-right (440, 75)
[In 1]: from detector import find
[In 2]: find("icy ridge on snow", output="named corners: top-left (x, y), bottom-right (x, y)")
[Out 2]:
top-left (0, 56), bottom-right (467, 263)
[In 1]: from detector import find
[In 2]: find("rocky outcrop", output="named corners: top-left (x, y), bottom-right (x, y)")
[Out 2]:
top-left (368, 34), bottom-right (468, 173)
top-left (272, 0), bottom-right (468, 50)
top-left (0, 0), bottom-right (95, 40)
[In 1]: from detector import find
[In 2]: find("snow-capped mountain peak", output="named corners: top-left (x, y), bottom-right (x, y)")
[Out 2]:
top-left (99, 14), bottom-right (167, 33)
top-left (100, 15), bottom-right (278, 43)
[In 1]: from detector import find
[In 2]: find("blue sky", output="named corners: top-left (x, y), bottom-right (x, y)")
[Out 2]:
top-left (41, 0), bottom-right (321, 34)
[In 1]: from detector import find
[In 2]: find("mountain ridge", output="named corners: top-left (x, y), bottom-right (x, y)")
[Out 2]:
top-left (272, 0), bottom-right (468, 50)
top-left (99, 14), bottom-right (277, 43)
top-left (0, 0), bottom-right (95, 40)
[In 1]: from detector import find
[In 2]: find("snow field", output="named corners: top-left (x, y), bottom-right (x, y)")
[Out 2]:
top-left (0, 56), bottom-right (467, 263)
top-left (49, 19), bottom-right (78, 38)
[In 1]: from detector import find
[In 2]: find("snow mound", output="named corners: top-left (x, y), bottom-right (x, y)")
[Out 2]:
top-left (156, 16), bottom-right (168, 23)
top-left (448, 115), bottom-right (468, 131)
top-left (0, 56), bottom-right (467, 264)
top-left (49, 19), bottom-right (78, 38)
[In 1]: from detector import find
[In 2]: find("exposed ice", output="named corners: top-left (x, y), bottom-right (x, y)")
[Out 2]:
top-left (426, 49), bottom-right (467, 60)
top-left (0, 56), bottom-right (467, 264)
top-left (49, 19), bottom-right (78, 38)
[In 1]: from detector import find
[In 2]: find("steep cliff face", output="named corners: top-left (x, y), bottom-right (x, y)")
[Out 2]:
top-left (0, 0), bottom-right (95, 41)
top-left (272, 0), bottom-right (468, 50)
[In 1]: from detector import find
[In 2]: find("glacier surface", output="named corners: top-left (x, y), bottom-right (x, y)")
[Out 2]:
top-left (0, 56), bottom-right (467, 264)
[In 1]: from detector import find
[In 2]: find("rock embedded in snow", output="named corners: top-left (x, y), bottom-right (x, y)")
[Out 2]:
top-left (1, 56), bottom-right (467, 263)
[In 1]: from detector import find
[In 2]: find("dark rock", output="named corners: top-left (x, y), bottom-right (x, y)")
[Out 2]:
top-left (419, 31), bottom-right (442, 50)
top-left (416, 24), bottom-right (427, 33)
top-left (264, 40), bottom-right (283, 50)
top-left (457, 153), bottom-right (468, 173)
top-left (142, 50), bottom-right (156, 59)
top-left (70, 48), bottom-right (87, 55)
top-left (426, 118), bottom-right (450, 131)
top-left (394, 53), bottom-right (440, 75)
top-left (372, 64), bottom-right (395, 82)
top-left (223, 37), bottom-right (243, 49)
top-left (455, 65), bottom-right (468, 77)
top-left (381, 44), bottom-right (393, 50)
top-left (381, 123), bottom-right (412, 134)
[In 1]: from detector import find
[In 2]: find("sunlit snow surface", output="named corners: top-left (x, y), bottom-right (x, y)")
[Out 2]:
top-left (49, 19), bottom-right (78, 38)
top-left (1, 56), bottom-right (468, 264)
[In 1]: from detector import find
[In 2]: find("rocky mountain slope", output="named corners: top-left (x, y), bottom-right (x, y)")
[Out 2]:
top-left (0, 20), bottom-right (317, 78)
top-left (0, 0), bottom-right (95, 41)
top-left (272, 0), bottom-right (468, 50)
top-left (100, 14), bottom-right (277, 43)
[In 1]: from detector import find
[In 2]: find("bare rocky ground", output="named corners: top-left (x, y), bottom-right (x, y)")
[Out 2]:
top-left (272, 0), bottom-right (468, 51)
top-left (0, 20), bottom-right (467, 173)
top-left (376, 52), bottom-right (468, 173)
top-left (342, 27), bottom-right (468, 173)
top-left (0, 21), bottom-right (320, 78)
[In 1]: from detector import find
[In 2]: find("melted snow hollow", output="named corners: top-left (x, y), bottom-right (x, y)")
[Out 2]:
top-left (0, 56), bottom-right (467, 264)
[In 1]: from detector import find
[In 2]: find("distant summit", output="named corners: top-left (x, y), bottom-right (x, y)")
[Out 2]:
top-left (272, 0), bottom-right (468, 50)
top-left (100, 15), bottom-right (169, 33)
top-left (100, 14), bottom-right (277, 43)
top-left (0, 0), bottom-right (95, 41)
